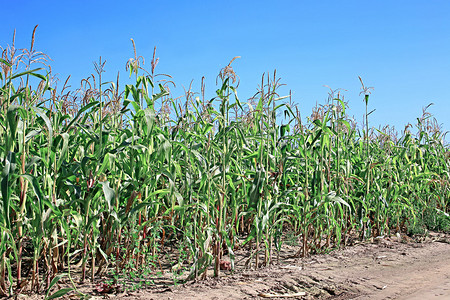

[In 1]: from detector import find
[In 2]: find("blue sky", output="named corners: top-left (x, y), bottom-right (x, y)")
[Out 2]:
top-left (2, 0), bottom-right (450, 136)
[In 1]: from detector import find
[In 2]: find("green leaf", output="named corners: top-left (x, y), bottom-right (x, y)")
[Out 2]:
top-left (56, 133), bottom-right (69, 171)
top-left (45, 273), bottom-right (69, 299)
top-left (1, 152), bottom-right (17, 227)
top-left (20, 174), bottom-right (45, 213)
top-left (45, 288), bottom-right (73, 300)
top-left (0, 58), bottom-right (12, 67)
top-left (64, 101), bottom-right (99, 131)
top-left (11, 68), bottom-right (44, 80)
top-left (35, 107), bottom-right (54, 145)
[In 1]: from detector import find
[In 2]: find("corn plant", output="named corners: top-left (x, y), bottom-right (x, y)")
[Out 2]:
top-left (0, 28), bottom-right (448, 297)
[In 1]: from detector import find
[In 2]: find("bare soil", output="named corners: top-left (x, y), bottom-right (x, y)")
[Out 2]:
top-left (114, 232), bottom-right (450, 300)
top-left (15, 232), bottom-right (450, 300)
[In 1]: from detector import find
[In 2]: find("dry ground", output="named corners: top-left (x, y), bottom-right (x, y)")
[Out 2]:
top-left (14, 232), bottom-right (450, 300)
top-left (113, 232), bottom-right (450, 299)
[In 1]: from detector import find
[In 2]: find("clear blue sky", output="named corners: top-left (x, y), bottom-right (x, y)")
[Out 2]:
top-left (2, 0), bottom-right (450, 137)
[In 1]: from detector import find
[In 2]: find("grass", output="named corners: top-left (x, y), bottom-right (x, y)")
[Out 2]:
top-left (0, 28), bottom-right (449, 297)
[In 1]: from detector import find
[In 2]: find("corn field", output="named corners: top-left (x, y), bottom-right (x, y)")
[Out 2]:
top-left (0, 29), bottom-right (449, 297)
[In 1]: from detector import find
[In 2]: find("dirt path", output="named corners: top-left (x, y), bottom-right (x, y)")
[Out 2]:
top-left (113, 233), bottom-right (450, 300)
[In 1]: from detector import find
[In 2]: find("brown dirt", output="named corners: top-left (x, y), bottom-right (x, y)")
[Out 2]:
top-left (14, 232), bottom-right (450, 300)
top-left (114, 232), bottom-right (450, 300)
